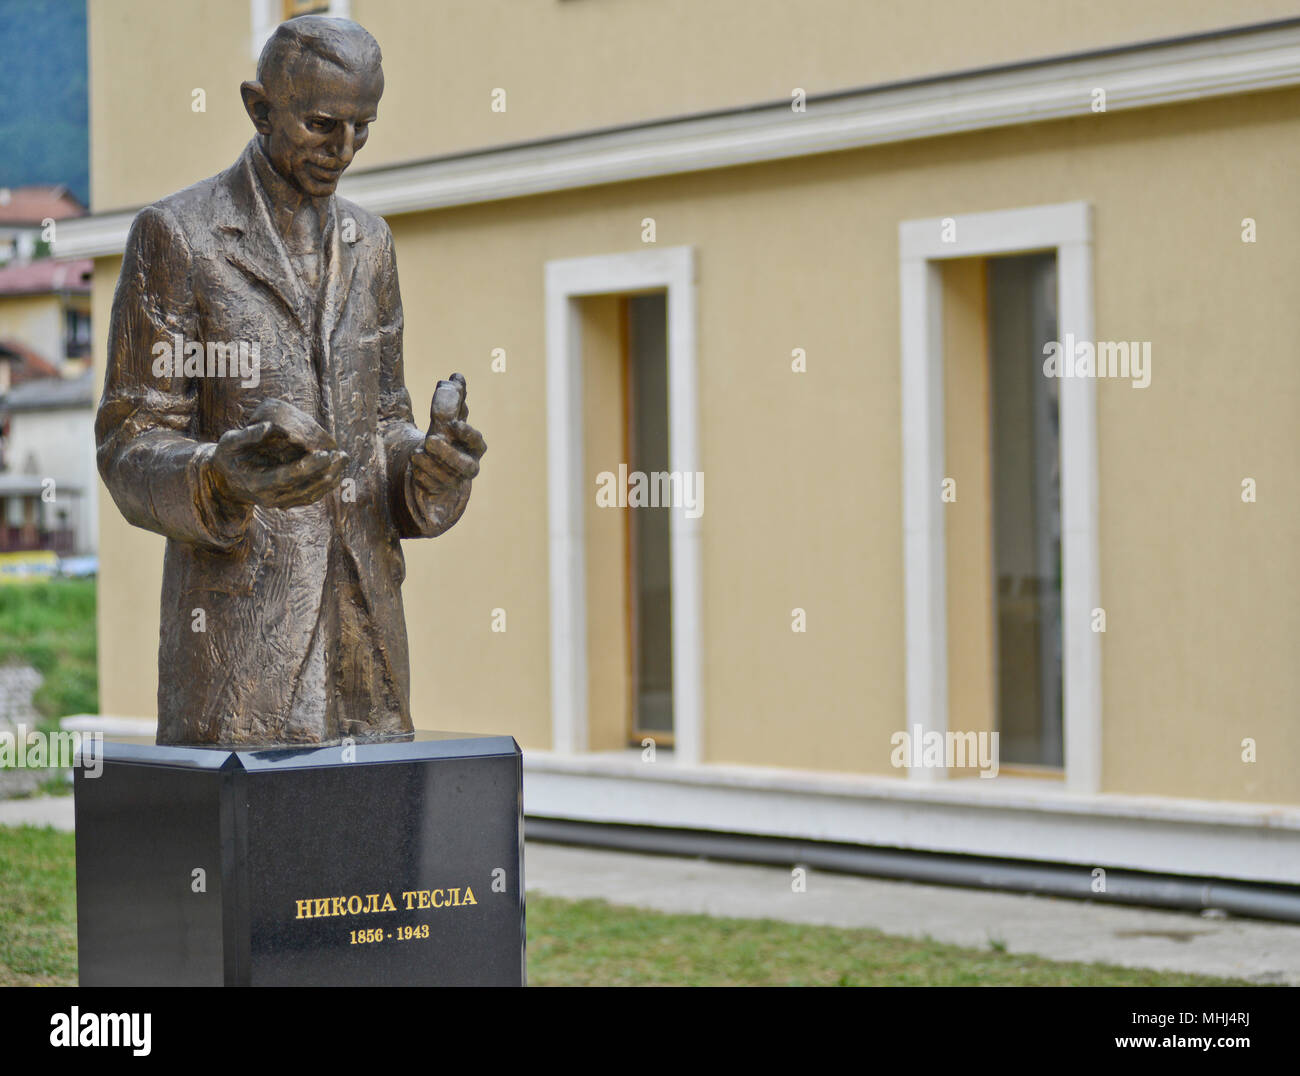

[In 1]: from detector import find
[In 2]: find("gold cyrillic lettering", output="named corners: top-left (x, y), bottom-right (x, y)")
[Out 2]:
top-left (295, 885), bottom-right (479, 920)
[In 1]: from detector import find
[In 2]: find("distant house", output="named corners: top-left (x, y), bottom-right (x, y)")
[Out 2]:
top-left (0, 250), bottom-right (97, 557)
top-left (0, 370), bottom-right (95, 556)
top-left (0, 338), bottom-right (59, 394)
top-left (0, 257), bottom-right (94, 379)
top-left (0, 185), bottom-right (85, 266)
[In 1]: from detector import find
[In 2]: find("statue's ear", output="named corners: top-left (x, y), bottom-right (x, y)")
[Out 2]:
top-left (241, 81), bottom-right (273, 134)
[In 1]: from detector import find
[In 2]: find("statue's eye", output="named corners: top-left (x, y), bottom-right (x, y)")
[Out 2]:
top-left (308, 118), bottom-right (334, 133)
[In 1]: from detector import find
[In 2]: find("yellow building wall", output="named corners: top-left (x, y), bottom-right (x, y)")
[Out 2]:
top-left (88, 0), bottom-right (1300, 210)
top-left (91, 254), bottom-right (167, 722)
top-left (87, 11), bottom-right (1300, 805)
top-left (362, 90), bottom-right (1300, 801)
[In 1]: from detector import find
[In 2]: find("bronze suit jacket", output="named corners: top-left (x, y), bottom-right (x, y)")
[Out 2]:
top-left (96, 139), bottom-right (468, 745)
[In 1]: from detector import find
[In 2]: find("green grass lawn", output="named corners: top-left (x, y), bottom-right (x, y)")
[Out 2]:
top-left (0, 826), bottom-right (78, 986)
top-left (0, 824), bottom-right (1254, 987)
top-left (0, 578), bottom-right (98, 721)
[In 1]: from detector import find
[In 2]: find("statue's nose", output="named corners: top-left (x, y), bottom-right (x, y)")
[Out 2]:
top-left (336, 127), bottom-right (356, 167)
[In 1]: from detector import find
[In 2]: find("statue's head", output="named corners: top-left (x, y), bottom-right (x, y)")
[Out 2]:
top-left (240, 16), bottom-right (383, 198)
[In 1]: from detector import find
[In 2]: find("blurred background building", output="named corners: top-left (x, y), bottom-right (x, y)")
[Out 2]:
top-left (0, 207), bottom-right (96, 561)
top-left (60, 2), bottom-right (1300, 891)
top-left (0, 0), bottom-right (95, 564)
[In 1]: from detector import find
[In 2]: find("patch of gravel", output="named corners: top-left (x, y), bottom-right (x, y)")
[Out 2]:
top-left (0, 662), bottom-right (49, 798)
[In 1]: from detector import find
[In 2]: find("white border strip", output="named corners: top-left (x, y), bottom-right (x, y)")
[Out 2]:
top-left (899, 202), bottom-right (1099, 791)
top-left (523, 754), bottom-right (1300, 885)
top-left (544, 247), bottom-right (702, 764)
top-left (60, 23), bottom-right (1300, 257)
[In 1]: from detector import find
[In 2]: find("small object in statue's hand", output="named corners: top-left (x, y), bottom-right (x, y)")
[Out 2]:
top-left (244, 397), bottom-right (339, 468)
top-left (428, 373), bottom-right (468, 437)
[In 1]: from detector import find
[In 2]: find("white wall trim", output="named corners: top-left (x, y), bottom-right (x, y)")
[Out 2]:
top-left (249, 0), bottom-right (352, 61)
top-left (898, 202), bottom-right (1100, 791)
top-left (898, 257), bottom-right (947, 783)
top-left (61, 22), bottom-right (1300, 258)
top-left (523, 753), bottom-right (1300, 885)
top-left (60, 714), bottom-right (157, 737)
top-left (544, 247), bottom-right (703, 764)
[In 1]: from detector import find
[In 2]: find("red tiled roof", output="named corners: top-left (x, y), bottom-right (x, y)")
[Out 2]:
top-left (0, 339), bottom-right (61, 386)
top-left (0, 257), bottom-right (93, 295)
top-left (0, 186), bottom-right (85, 225)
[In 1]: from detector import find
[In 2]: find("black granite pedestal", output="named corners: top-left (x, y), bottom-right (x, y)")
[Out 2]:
top-left (74, 733), bottom-right (524, 986)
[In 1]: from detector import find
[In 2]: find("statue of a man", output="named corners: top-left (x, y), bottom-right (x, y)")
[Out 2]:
top-left (95, 17), bottom-right (485, 746)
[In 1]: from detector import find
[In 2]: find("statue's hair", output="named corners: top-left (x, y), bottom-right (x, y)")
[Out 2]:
top-left (256, 16), bottom-right (382, 90)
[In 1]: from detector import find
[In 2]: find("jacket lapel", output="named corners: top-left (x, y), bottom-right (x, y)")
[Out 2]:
top-left (319, 198), bottom-right (359, 353)
top-left (214, 144), bottom-right (310, 332)
top-left (313, 199), bottom-right (360, 439)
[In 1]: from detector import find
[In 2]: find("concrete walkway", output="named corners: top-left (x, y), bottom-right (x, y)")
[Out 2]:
top-left (0, 794), bottom-right (74, 829)
top-left (0, 665), bottom-right (47, 799)
top-left (525, 843), bottom-right (1300, 984)
top-left (6, 796), bottom-right (1297, 983)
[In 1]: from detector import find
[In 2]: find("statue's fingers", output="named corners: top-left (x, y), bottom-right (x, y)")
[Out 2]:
top-left (449, 372), bottom-right (469, 421)
top-left (421, 435), bottom-right (479, 480)
top-left (268, 455), bottom-right (346, 508)
top-left (223, 421), bottom-right (273, 451)
top-left (279, 416), bottom-right (337, 454)
top-left (445, 420), bottom-right (486, 459)
top-left (301, 453), bottom-right (347, 493)
top-left (249, 398), bottom-right (334, 450)
top-left (266, 450), bottom-right (336, 493)
top-left (410, 446), bottom-right (457, 490)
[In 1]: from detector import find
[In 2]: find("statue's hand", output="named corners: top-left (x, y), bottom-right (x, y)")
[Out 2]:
top-left (210, 398), bottom-right (348, 510)
top-left (410, 372), bottom-right (486, 497)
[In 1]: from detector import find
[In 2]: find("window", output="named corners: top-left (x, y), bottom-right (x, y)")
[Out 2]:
top-left (64, 307), bottom-right (91, 360)
top-left (250, 0), bottom-right (350, 59)
top-left (283, 0), bottom-right (331, 17)
top-left (577, 291), bottom-right (674, 749)
top-left (988, 253), bottom-right (1062, 768)
top-left (898, 203), bottom-right (1099, 791)
top-left (544, 248), bottom-right (701, 762)
top-left (626, 293), bottom-right (674, 742)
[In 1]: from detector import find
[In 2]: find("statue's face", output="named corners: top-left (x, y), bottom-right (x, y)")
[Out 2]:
top-left (260, 54), bottom-right (383, 198)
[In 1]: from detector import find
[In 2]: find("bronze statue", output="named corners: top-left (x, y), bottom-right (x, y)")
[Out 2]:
top-left (95, 17), bottom-right (485, 746)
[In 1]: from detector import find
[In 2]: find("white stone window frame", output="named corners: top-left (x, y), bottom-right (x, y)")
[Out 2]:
top-left (544, 247), bottom-right (702, 764)
top-left (898, 202), bottom-right (1100, 792)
